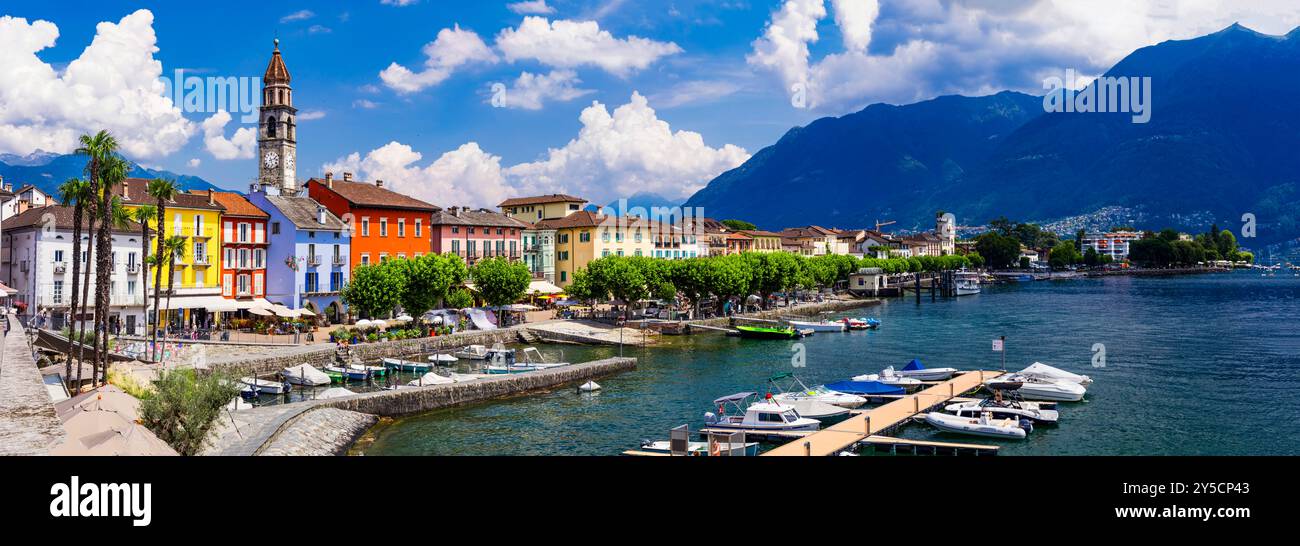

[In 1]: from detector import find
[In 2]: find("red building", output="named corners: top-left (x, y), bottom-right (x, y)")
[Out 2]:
top-left (429, 207), bottom-right (527, 265)
top-left (211, 191), bottom-right (270, 300)
top-left (306, 172), bottom-right (440, 268)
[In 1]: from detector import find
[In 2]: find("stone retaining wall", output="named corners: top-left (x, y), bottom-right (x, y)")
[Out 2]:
top-left (318, 357), bottom-right (636, 417)
top-left (688, 297), bottom-right (880, 329)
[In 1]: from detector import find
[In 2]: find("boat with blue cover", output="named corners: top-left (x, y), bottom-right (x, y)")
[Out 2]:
top-left (822, 379), bottom-right (906, 396)
top-left (893, 359), bottom-right (957, 381)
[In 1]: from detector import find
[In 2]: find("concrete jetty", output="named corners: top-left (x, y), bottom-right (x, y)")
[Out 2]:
top-left (0, 314), bottom-right (66, 455)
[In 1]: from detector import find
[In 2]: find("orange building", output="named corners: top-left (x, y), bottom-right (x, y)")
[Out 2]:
top-left (306, 172), bottom-right (440, 268)
top-left (209, 191), bottom-right (270, 300)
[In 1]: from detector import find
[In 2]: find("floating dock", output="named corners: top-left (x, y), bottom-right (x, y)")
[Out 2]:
top-left (763, 370), bottom-right (1002, 456)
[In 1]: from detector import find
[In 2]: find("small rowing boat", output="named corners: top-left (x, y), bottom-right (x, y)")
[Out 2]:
top-left (324, 365), bottom-right (369, 381)
top-left (382, 357), bottom-right (433, 372)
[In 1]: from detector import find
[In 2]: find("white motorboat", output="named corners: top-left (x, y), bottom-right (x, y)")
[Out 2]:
top-left (282, 364), bottom-right (331, 386)
top-left (638, 439), bottom-right (760, 456)
top-left (348, 362), bottom-right (388, 377)
top-left (240, 377), bottom-right (290, 395)
top-left (767, 372), bottom-right (866, 408)
top-left (427, 353), bottom-right (459, 364)
top-left (703, 393), bottom-right (821, 432)
top-left (787, 319), bottom-right (847, 332)
top-left (944, 398), bottom-right (1059, 424)
top-left (1019, 362), bottom-right (1093, 385)
top-left (775, 398), bottom-right (851, 423)
top-left (924, 411), bottom-right (1030, 439)
top-left (453, 344), bottom-right (493, 360)
top-left (955, 271), bottom-right (982, 296)
top-left (484, 347), bottom-right (568, 374)
top-left (893, 359), bottom-right (958, 381)
top-left (852, 366), bottom-right (924, 389)
top-left (986, 373), bottom-right (1086, 402)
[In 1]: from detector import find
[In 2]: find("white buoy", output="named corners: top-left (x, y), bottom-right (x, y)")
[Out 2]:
top-left (579, 381), bottom-right (601, 392)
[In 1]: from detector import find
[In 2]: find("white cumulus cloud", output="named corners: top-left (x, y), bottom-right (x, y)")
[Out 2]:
top-left (324, 92), bottom-right (748, 208)
top-left (830, 0), bottom-right (879, 52)
top-left (746, 0), bottom-right (826, 94)
top-left (495, 69), bottom-right (593, 110)
top-left (508, 1), bottom-right (556, 15)
top-left (200, 110), bottom-right (256, 160)
top-left (496, 17), bottom-right (682, 76)
top-left (0, 10), bottom-right (194, 158)
top-left (380, 24), bottom-right (497, 93)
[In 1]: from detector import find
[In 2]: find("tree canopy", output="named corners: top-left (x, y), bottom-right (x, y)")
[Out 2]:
top-left (470, 257), bottom-right (532, 307)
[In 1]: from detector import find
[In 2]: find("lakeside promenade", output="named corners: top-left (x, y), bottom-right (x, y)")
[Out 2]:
top-left (0, 314), bottom-right (65, 455)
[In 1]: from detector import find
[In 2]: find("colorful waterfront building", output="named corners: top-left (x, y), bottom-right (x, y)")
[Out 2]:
top-left (307, 172), bottom-right (440, 267)
top-left (115, 179), bottom-right (226, 330)
top-left (537, 211), bottom-right (662, 286)
top-left (429, 207), bottom-right (527, 266)
top-left (1, 205), bottom-right (147, 334)
top-left (500, 194), bottom-right (588, 223)
top-left (210, 191), bottom-right (270, 301)
top-left (736, 230), bottom-right (783, 252)
top-left (248, 184), bottom-right (350, 322)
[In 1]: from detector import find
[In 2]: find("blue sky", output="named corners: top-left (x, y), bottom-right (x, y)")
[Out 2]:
top-left (4, 1), bottom-right (1300, 209)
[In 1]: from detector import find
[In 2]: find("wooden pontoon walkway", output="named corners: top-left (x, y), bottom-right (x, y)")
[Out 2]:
top-left (763, 370), bottom-right (1002, 456)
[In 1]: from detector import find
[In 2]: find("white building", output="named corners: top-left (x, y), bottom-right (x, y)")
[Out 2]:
top-left (1080, 231), bottom-right (1142, 261)
top-left (1, 183), bottom-right (52, 221)
top-left (1, 205), bottom-right (148, 333)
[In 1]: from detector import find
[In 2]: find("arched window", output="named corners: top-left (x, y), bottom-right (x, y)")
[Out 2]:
top-left (267, 117), bottom-right (277, 138)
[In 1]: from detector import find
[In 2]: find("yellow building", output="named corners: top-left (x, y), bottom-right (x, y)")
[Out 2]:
top-left (537, 211), bottom-right (657, 286)
top-left (117, 179), bottom-right (227, 328)
top-left (499, 194), bottom-right (588, 223)
top-left (737, 229), bottom-right (784, 252)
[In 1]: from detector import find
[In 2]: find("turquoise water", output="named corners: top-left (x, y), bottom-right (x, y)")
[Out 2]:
top-left (362, 272), bottom-right (1300, 456)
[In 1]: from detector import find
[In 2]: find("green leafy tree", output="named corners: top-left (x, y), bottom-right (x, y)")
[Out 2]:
top-left (966, 252), bottom-right (985, 269)
top-left (139, 369), bottom-right (241, 456)
top-left (975, 232), bottom-right (1021, 269)
top-left (1048, 242), bottom-right (1080, 269)
top-left (721, 219), bottom-right (757, 231)
top-left (703, 254), bottom-right (751, 314)
top-left (471, 257), bottom-right (531, 307)
top-left (398, 254), bottom-right (466, 316)
top-left (444, 288), bottom-right (475, 309)
top-left (1083, 246), bottom-right (1101, 267)
top-left (670, 259), bottom-right (710, 311)
top-left (342, 262), bottom-right (405, 318)
top-left (583, 256), bottom-right (648, 307)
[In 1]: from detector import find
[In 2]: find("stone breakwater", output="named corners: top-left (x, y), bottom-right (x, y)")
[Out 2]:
top-left (257, 408), bottom-right (378, 456)
top-left (212, 327), bottom-right (529, 377)
top-left (204, 357), bottom-right (636, 456)
top-left (687, 297), bottom-right (881, 330)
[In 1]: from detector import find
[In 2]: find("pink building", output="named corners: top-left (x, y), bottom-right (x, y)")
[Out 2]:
top-left (429, 207), bottom-right (528, 265)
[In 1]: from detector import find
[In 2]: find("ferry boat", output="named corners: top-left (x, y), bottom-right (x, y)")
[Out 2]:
top-left (954, 271), bottom-right (982, 296)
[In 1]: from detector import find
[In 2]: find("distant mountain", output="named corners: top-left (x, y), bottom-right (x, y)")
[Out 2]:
top-left (685, 24), bottom-right (1300, 243)
top-left (0, 152), bottom-right (220, 198)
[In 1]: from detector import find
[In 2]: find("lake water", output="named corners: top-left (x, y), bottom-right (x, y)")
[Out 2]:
top-left (361, 271), bottom-right (1300, 456)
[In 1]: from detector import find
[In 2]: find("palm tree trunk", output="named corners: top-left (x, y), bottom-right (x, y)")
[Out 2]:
top-left (75, 210), bottom-right (95, 388)
top-left (140, 225), bottom-right (149, 341)
top-left (163, 259), bottom-right (177, 364)
top-left (151, 206), bottom-right (166, 361)
top-left (65, 204), bottom-right (83, 391)
top-left (94, 192), bottom-right (112, 386)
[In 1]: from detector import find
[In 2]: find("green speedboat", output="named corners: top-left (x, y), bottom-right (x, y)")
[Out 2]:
top-left (734, 324), bottom-right (803, 340)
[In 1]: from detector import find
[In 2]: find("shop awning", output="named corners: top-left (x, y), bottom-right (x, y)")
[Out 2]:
top-left (527, 280), bottom-right (564, 294)
top-left (160, 295), bottom-right (229, 311)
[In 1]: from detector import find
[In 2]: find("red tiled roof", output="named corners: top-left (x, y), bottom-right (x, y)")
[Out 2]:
top-left (209, 191), bottom-right (269, 218)
top-left (307, 178), bottom-right (440, 211)
top-left (2, 204), bottom-right (141, 233)
top-left (115, 179), bottom-right (225, 211)
top-left (498, 194), bottom-right (587, 207)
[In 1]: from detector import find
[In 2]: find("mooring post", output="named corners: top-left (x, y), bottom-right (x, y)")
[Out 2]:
top-left (865, 415), bottom-right (871, 435)
top-left (804, 441), bottom-right (811, 456)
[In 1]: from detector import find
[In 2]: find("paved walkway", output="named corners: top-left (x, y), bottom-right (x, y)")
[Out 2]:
top-left (0, 314), bottom-right (65, 455)
top-left (527, 320), bottom-right (657, 345)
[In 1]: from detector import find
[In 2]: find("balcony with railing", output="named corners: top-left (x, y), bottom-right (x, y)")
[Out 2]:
top-left (332, 255), bottom-right (346, 266)
top-left (193, 254), bottom-right (212, 267)
top-left (180, 226), bottom-right (217, 239)
top-left (53, 262), bottom-right (68, 274)
top-left (307, 255), bottom-right (322, 267)
top-left (126, 263), bottom-right (141, 274)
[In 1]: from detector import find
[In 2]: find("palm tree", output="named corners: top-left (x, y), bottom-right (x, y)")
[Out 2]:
top-left (132, 204), bottom-right (156, 343)
top-left (160, 235), bottom-right (187, 362)
top-left (56, 178), bottom-right (91, 391)
top-left (91, 156), bottom-right (129, 385)
top-left (76, 131), bottom-right (117, 385)
top-left (146, 178), bottom-right (177, 361)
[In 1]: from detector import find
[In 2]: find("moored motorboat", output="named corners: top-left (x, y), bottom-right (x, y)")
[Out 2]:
top-left (924, 411), bottom-right (1030, 439)
top-left (240, 377), bottom-right (291, 395)
top-left (484, 347), bottom-right (569, 374)
top-left (282, 364), bottom-right (331, 386)
top-left (787, 319), bottom-right (847, 332)
top-left (348, 362), bottom-right (387, 377)
top-left (842, 317), bottom-right (881, 330)
top-left (944, 397), bottom-right (1059, 424)
top-left (734, 324), bottom-right (803, 339)
top-left (768, 373), bottom-right (866, 408)
top-left (893, 359), bottom-right (957, 381)
top-left (382, 357), bottom-right (433, 372)
top-left (703, 393), bottom-right (821, 432)
top-left (775, 398), bottom-right (851, 424)
top-left (852, 366), bottom-right (924, 390)
top-left (955, 271), bottom-right (982, 296)
top-left (985, 373), bottom-right (1086, 402)
top-left (822, 379), bottom-right (906, 397)
top-left (1019, 362), bottom-right (1093, 385)
top-left (638, 439), bottom-right (760, 456)
top-left (427, 353), bottom-right (459, 364)
top-left (324, 365), bottom-right (369, 381)
top-left (453, 344), bottom-right (493, 360)
top-left (408, 371), bottom-right (456, 386)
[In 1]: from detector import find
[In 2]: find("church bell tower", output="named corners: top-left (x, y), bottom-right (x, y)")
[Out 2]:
top-left (259, 39), bottom-right (297, 194)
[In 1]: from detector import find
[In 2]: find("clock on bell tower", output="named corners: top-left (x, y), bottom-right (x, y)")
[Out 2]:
top-left (258, 39), bottom-right (298, 194)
